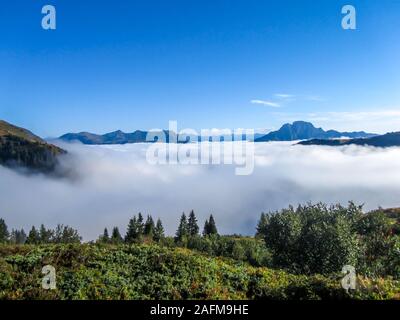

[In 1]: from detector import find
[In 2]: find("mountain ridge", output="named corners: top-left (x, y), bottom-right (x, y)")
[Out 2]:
top-left (0, 120), bottom-right (66, 172)
top-left (59, 121), bottom-right (376, 145)
top-left (255, 121), bottom-right (375, 142)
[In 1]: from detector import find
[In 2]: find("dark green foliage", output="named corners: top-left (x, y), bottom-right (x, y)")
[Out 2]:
top-left (10, 229), bottom-right (27, 244)
top-left (26, 226), bottom-right (40, 244)
top-left (261, 203), bottom-right (360, 274)
top-left (356, 210), bottom-right (399, 278)
top-left (175, 213), bottom-right (189, 243)
top-left (153, 219), bottom-right (165, 242)
top-left (39, 224), bottom-right (54, 244)
top-left (52, 225), bottom-right (81, 244)
top-left (0, 244), bottom-right (398, 300)
top-left (0, 218), bottom-right (9, 243)
top-left (188, 210), bottom-right (199, 236)
top-left (255, 213), bottom-right (269, 238)
top-left (99, 228), bottom-right (110, 243)
top-left (203, 214), bottom-right (218, 236)
top-left (144, 215), bottom-right (155, 238)
top-left (111, 227), bottom-right (123, 244)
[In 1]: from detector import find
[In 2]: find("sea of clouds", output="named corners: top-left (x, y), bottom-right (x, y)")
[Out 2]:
top-left (1, 141), bottom-right (400, 241)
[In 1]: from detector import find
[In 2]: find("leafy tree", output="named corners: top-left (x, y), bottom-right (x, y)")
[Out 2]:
top-left (263, 203), bottom-right (360, 274)
top-left (188, 210), bottom-right (199, 236)
top-left (356, 210), bottom-right (396, 277)
top-left (175, 213), bottom-right (189, 243)
top-left (26, 226), bottom-right (40, 244)
top-left (153, 218), bottom-right (165, 242)
top-left (111, 227), bottom-right (123, 244)
top-left (144, 215), bottom-right (155, 238)
top-left (0, 218), bottom-right (9, 243)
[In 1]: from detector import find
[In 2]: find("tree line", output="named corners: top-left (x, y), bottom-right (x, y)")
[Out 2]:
top-left (0, 220), bottom-right (81, 244)
top-left (98, 210), bottom-right (218, 244)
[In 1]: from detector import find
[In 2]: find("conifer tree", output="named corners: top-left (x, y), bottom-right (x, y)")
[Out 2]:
top-left (154, 218), bottom-right (165, 242)
top-left (208, 215), bottom-right (218, 235)
top-left (125, 216), bottom-right (138, 243)
top-left (39, 224), bottom-right (54, 244)
top-left (26, 226), bottom-right (40, 244)
top-left (188, 210), bottom-right (199, 236)
top-left (175, 213), bottom-right (189, 242)
top-left (0, 218), bottom-right (9, 243)
top-left (203, 215), bottom-right (218, 236)
top-left (256, 213), bottom-right (269, 238)
top-left (101, 228), bottom-right (110, 243)
top-left (144, 215), bottom-right (155, 238)
top-left (111, 227), bottom-right (123, 244)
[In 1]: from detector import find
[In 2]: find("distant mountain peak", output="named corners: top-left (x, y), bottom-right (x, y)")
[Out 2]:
top-left (255, 121), bottom-right (375, 142)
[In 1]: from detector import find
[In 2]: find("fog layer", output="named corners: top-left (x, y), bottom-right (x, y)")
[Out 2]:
top-left (1, 142), bottom-right (400, 240)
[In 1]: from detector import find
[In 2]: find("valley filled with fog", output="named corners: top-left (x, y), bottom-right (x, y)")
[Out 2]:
top-left (1, 141), bottom-right (400, 241)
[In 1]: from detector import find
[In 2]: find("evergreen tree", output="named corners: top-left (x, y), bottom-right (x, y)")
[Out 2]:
top-left (256, 213), bottom-right (269, 238)
top-left (188, 210), bottom-right (199, 236)
top-left (144, 215), bottom-right (155, 238)
top-left (39, 224), bottom-right (54, 244)
top-left (175, 213), bottom-right (189, 242)
top-left (203, 219), bottom-right (209, 237)
top-left (203, 215), bottom-right (218, 236)
top-left (0, 218), bottom-right (9, 243)
top-left (100, 228), bottom-right (110, 243)
top-left (10, 229), bottom-right (27, 244)
top-left (208, 215), bottom-right (218, 235)
top-left (154, 218), bottom-right (165, 242)
top-left (125, 216), bottom-right (138, 243)
top-left (26, 226), bottom-right (40, 244)
top-left (137, 213), bottom-right (144, 237)
top-left (52, 224), bottom-right (81, 244)
top-left (111, 227), bottom-right (123, 244)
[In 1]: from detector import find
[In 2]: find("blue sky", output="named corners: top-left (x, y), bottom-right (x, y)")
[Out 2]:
top-left (0, 0), bottom-right (399, 136)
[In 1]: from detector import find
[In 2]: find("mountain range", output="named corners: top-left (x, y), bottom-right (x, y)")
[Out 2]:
top-left (59, 121), bottom-right (376, 145)
top-left (298, 131), bottom-right (400, 148)
top-left (254, 121), bottom-right (375, 142)
top-left (0, 120), bottom-right (66, 172)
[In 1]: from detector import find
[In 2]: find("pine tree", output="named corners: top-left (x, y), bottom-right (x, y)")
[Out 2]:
top-left (39, 224), bottom-right (54, 244)
top-left (111, 227), bottom-right (123, 244)
top-left (208, 215), bottom-right (218, 235)
top-left (256, 213), bottom-right (269, 238)
top-left (26, 226), bottom-right (40, 244)
top-left (0, 218), bottom-right (9, 243)
top-left (203, 219), bottom-right (209, 237)
top-left (10, 229), bottom-right (27, 244)
top-left (154, 218), bottom-right (165, 242)
top-left (125, 216), bottom-right (138, 243)
top-left (101, 228), bottom-right (110, 243)
top-left (188, 210), bottom-right (199, 236)
top-left (203, 215), bottom-right (218, 236)
top-left (175, 213), bottom-right (189, 242)
top-left (137, 213), bottom-right (144, 237)
top-left (144, 215), bottom-right (155, 238)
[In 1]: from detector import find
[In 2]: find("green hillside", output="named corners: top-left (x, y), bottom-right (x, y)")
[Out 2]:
top-left (0, 243), bottom-right (399, 300)
top-left (0, 120), bottom-right (66, 172)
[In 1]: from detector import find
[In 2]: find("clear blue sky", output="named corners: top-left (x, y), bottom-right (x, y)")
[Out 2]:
top-left (1, 0), bottom-right (399, 136)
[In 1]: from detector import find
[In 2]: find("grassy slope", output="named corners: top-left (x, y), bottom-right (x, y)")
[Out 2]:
top-left (0, 244), bottom-right (399, 300)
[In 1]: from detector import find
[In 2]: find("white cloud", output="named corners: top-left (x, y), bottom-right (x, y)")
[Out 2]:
top-left (274, 93), bottom-right (295, 99)
top-left (1, 142), bottom-right (400, 241)
top-left (251, 100), bottom-right (281, 108)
